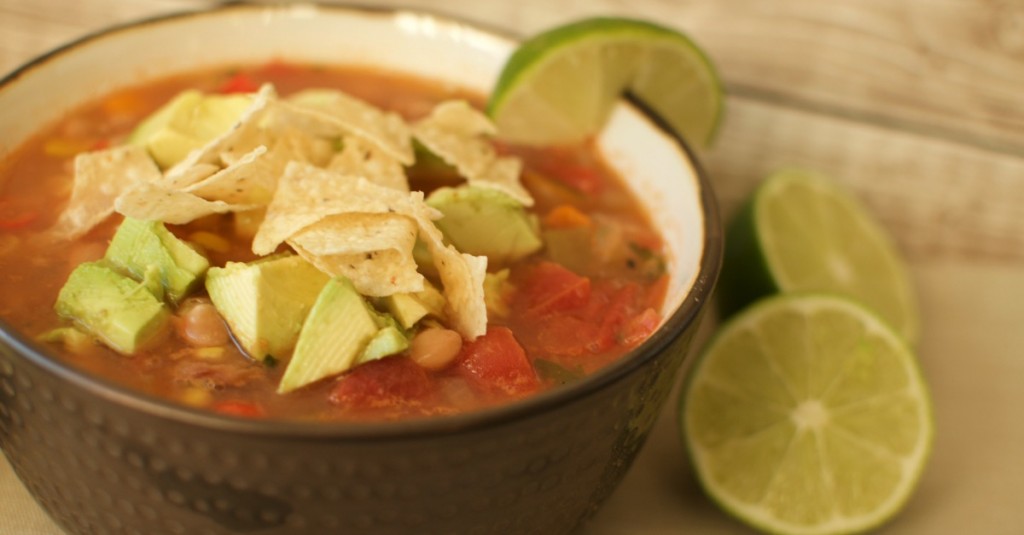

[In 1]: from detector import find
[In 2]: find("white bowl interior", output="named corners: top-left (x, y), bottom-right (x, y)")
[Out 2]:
top-left (0, 3), bottom-right (705, 325)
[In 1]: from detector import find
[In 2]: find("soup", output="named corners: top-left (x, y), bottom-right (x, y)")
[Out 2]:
top-left (0, 62), bottom-right (667, 420)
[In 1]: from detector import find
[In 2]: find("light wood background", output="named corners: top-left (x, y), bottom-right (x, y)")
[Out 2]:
top-left (1, 1), bottom-right (1023, 534)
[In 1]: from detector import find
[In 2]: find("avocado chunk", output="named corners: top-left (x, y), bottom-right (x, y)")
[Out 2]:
top-left (206, 255), bottom-right (329, 362)
top-left (128, 89), bottom-right (253, 168)
top-left (358, 324), bottom-right (410, 364)
top-left (381, 280), bottom-right (446, 329)
top-left (278, 277), bottom-right (383, 393)
top-left (426, 185), bottom-right (542, 266)
top-left (54, 261), bottom-right (170, 355)
top-left (104, 217), bottom-right (210, 305)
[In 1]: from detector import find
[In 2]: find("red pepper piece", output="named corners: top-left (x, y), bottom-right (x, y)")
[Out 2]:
top-left (218, 73), bottom-right (260, 94)
top-left (212, 400), bottom-right (266, 418)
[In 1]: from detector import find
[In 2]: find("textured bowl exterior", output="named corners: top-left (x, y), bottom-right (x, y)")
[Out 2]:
top-left (0, 4), bottom-right (722, 534)
top-left (0, 318), bottom-right (703, 535)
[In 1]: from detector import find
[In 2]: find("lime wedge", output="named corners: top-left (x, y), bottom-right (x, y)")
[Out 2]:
top-left (487, 17), bottom-right (725, 146)
top-left (718, 169), bottom-right (919, 344)
top-left (682, 293), bottom-right (934, 535)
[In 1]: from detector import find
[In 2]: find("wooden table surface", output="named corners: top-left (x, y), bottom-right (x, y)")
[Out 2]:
top-left (2, 1), bottom-right (1023, 534)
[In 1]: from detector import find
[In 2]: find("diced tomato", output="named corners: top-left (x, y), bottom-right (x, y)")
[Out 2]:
top-left (212, 400), bottom-right (265, 418)
top-left (90, 139), bottom-right (111, 151)
top-left (516, 261), bottom-right (591, 316)
top-left (622, 307), bottom-right (661, 346)
top-left (218, 73), bottom-right (260, 94)
top-left (533, 315), bottom-right (602, 357)
top-left (453, 327), bottom-right (539, 398)
top-left (594, 282), bottom-right (641, 348)
top-left (329, 356), bottom-right (437, 411)
top-left (515, 277), bottom-right (655, 359)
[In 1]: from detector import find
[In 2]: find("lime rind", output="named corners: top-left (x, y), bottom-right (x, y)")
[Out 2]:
top-left (682, 293), bottom-right (934, 535)
top-left (719, 168), bottom-right (919, 345)
top-left (487, 17), bottom-right (725, 146)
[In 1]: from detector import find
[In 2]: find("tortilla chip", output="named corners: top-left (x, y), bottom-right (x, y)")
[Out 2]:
top-left (272, 128), bottom-right (335, 168)
top-left (328, 136), bottom-right (409, 192)
top-left (288, 213), bottom-right (422, 296)
top-left (183, 145), bottom-right (274, 204)
top-left (389, 190), bottom-right (488, 339)
top-left (438, 248), bottom-right (488, 339)
top-left (162, 84), bottom-right (277, 182)
top-left (288, 212), bottom-right (417, 256)
top-left (413, 100), bottom-right (533, 206)
top-left (253, 162), bottom-right (436, 255)
top-left (424, 100), bottom-right (497, 136)
top-left (475, 157), bottom-right (531, 206)
top-left (50, 145), bottom-right (161, 239)
top-left (275, 89), bottom-right (413, 165)
top-left (158, 163), bottom-right (220, 191)
top-left (115, 182), bottom-right (257, 224)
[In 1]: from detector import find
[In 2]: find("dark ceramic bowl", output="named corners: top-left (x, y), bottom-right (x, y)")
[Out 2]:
top-left (0, 4), bottom-right (722, 534)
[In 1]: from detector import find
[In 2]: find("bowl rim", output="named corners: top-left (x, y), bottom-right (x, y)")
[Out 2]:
top-left (0, 1), bottom-right (723, 440)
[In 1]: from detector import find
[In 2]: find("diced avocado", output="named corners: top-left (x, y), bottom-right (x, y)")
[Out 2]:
top-left (542, 226), bottom-right (594, 275)
top-left (408, 139), bottom-right (462, 190)
top-left (358, 324), bottom-right (410, 365)
top-left (412, 239), bottom-right (438, 279)
top-left (128, 89), bottom-right (252, 168)
top-left (38, 327), bottom-right (98, 356)
top-left (54, 261), bottom-right (170, 355)
top-left (127, 90), bottom-right (203, 146)
top-left (105, 217), bottom-right (210, 305)
top-left (278, 277), bottom-right (381, 393)
top-left (206, 255), bottom-right (329, 362)
top-left (426, 186), bottom-right (542, 266)
top-left (382, 280), bottom-right (446, 329)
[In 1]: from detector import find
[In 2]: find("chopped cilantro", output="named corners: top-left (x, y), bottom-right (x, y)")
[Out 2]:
top-left (534, 359), bottom-right (584, 386)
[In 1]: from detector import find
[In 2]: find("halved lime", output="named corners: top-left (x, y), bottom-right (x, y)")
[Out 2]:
top-left (682, 293), bottom-right (933, 535)
top-left (717, 169), bottom-right (919, 344)
top-left (487, 17), bottom-right (725, 146)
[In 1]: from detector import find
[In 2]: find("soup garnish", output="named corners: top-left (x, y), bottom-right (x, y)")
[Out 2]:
top-left (0, 63), bottom-right (667, 420)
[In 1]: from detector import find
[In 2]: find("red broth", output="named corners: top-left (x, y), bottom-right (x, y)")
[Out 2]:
top-left (0, 63), bottom-right (667, 421)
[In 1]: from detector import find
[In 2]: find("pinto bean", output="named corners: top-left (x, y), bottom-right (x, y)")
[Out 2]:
top-left (177, 301), bottom-right (230, 347)
top-left (408, 328), bottom-right (463, 371)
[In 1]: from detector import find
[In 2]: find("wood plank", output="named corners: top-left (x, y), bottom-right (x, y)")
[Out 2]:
top-left (697, 95), bottom-right (1024, 264)
top-left (4, 0), bottom-right (1024, 154)
top-left (357, 0), bottom-right (1024, 153)
top-left (0, 0), bottom-right (204, 74)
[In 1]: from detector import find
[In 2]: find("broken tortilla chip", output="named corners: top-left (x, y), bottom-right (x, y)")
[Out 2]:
top-left (275, 89), bottom-right (413, 165)
top-left (252, 162), bottom-right (437, 255)
top-left (328, 136), bottom-right (409, 192)
top-left (183, 145), bottom-right (274, 204)
top-left (413, 100), bottom-right (533, 206)
top-left (162, 84), bottom-right (277, 182)
top-left (387, 188), bottom-right (488, 339)
top-left (50, 145), bottom-right (161, 240)
top-left (115, 182), bottom-right (257, 224)
top-left (182, 128), bottom-right (334, 206)
top-left (288, 213), bottom-right (422, 296)
top-left (252, 161), bottom-right (486, 337)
